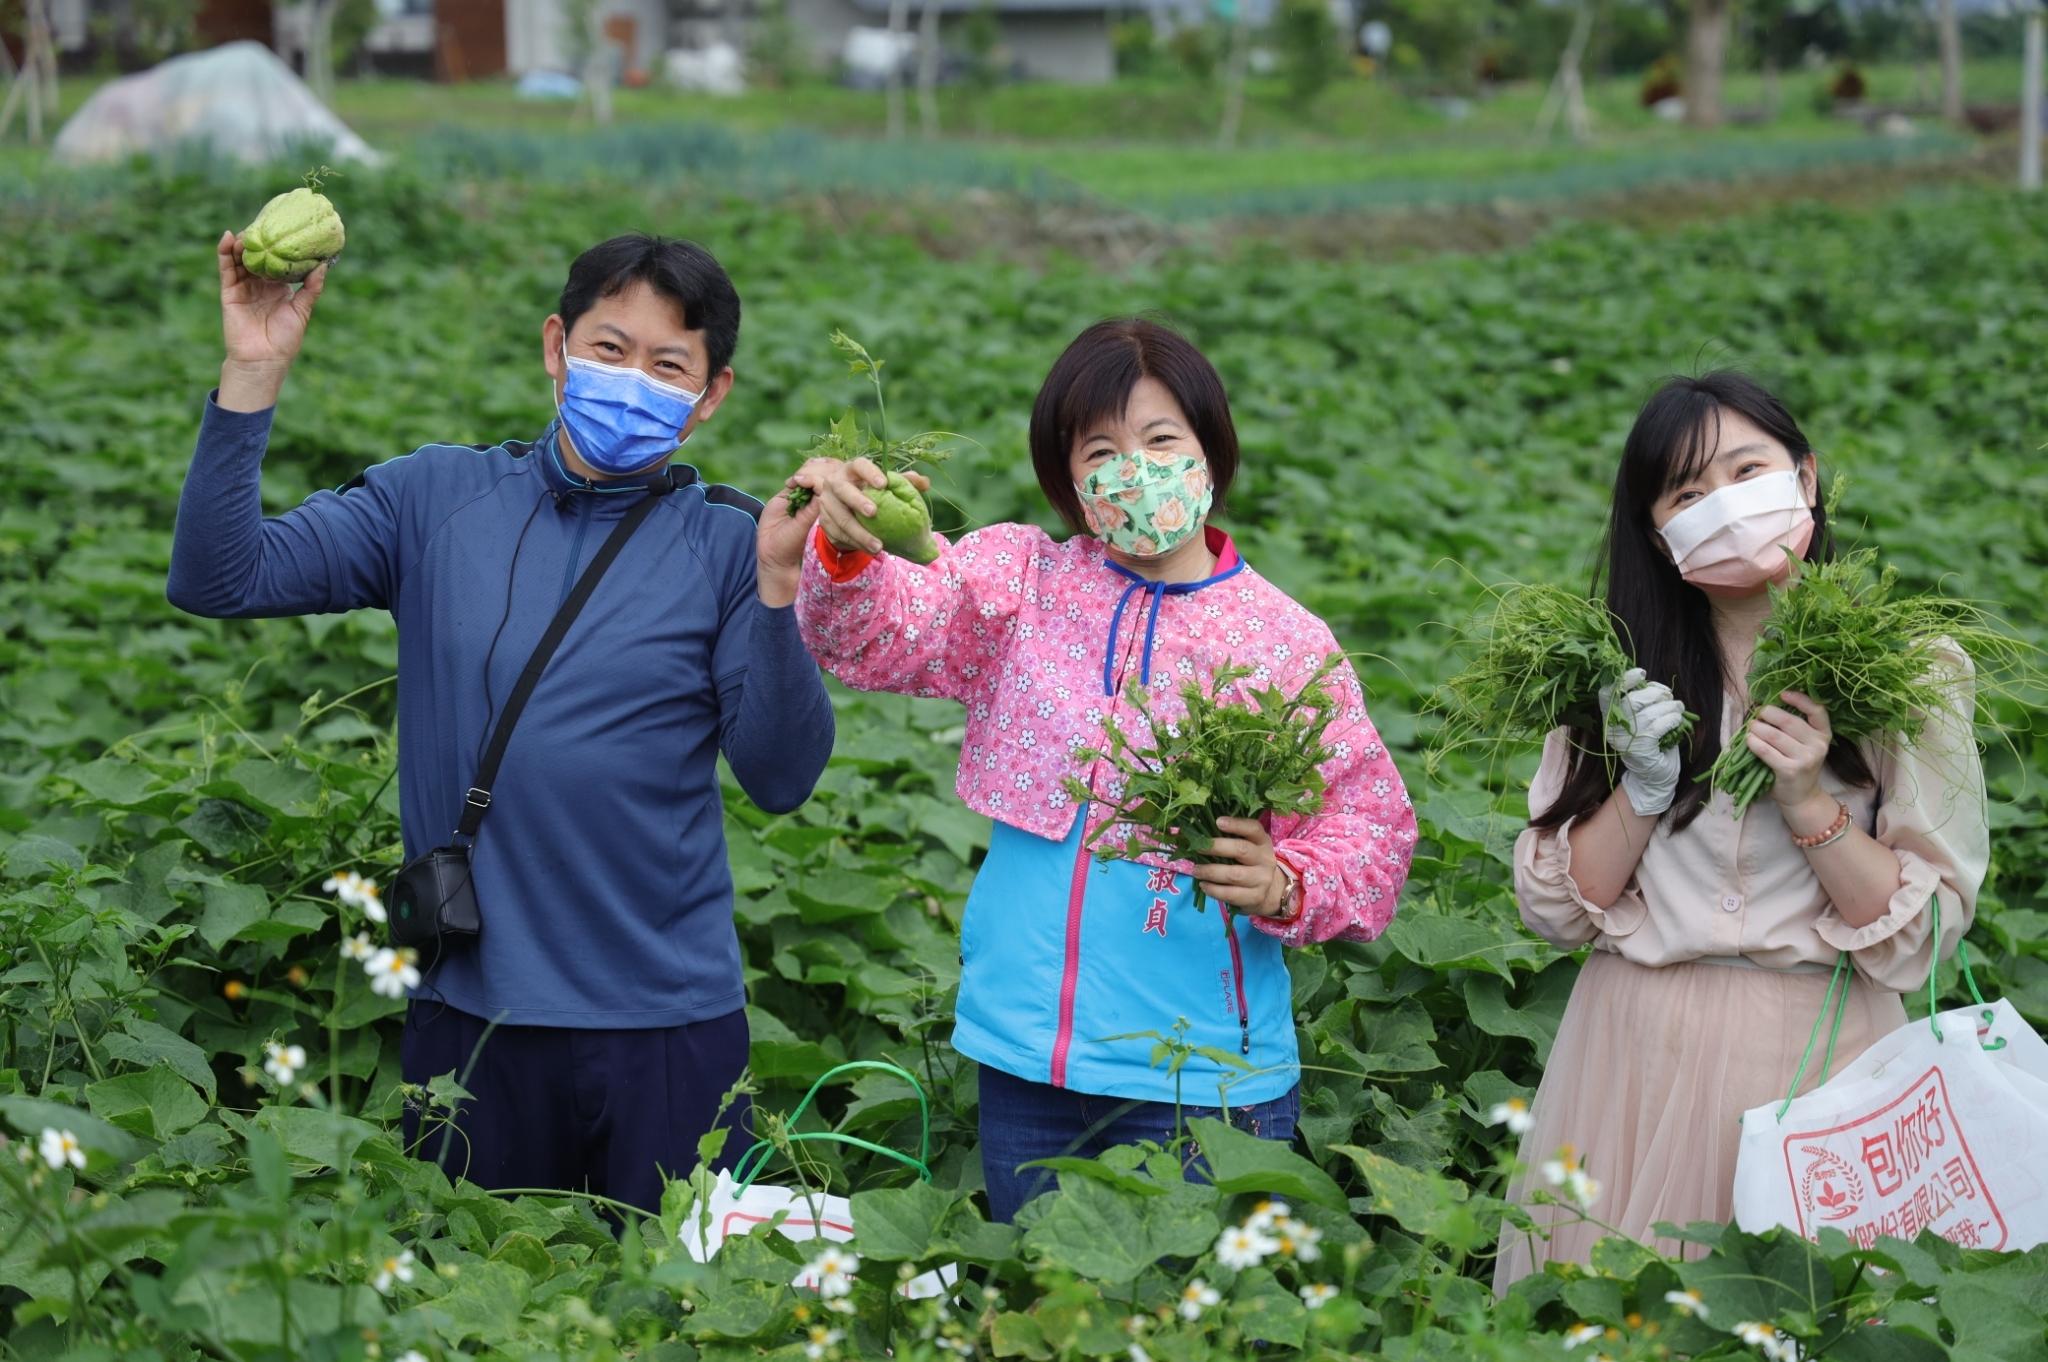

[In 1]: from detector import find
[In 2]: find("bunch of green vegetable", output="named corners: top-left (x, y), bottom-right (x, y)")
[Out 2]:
top-left (1705, 549), bottom-right (2034, 811)
top-left (786, 331), bottom-right (957, 563)
top-left (1428, 582), bottom-right (1696, 775)
top-left (1063, 654), bottom-right (1345, 914)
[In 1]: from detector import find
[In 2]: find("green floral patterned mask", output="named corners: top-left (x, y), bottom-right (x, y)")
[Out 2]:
top-left (1076, 450), bottom-right (1213, 559)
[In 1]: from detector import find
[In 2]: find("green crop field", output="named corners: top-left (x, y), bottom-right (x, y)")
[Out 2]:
top-left (1, 105), bottom-right (2046, 1361)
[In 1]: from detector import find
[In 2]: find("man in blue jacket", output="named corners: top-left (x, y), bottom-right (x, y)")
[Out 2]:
top-left (167, 228), bottom-right (837, 1213)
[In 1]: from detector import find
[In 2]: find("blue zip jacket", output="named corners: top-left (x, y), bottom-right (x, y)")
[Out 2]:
top-left (952, 819), bottom-right (1299, 1107)
top-left (167, 394), bottom-right (835, 1028)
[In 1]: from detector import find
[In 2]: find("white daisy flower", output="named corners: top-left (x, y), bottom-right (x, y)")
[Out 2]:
top-left (805, 1246), bottom-right (859, 1299)
top-left (1541, 1145), bottom-right (1598, 1207)
top-left (1177, 1277), bottom-right (1220, 1321)
top-left (1271, 1214), bottom-right (1323, 1263)
top-left (1244, 1199), bottom-right (1291, 1233)
top-left (373, 1249), bottom-right (416, 1294)
top-left (263, 1042), bottom-right (308, 1086)
top-left (1736, 1322), bottom-right (1802, 1361)
top-left (395, 1352), bottom-right (428, 1362)
top-left (324, 870), bottom-right (385, 921)
top-left (1487, 1097), bottom-right (1534, 1134)
top-left (1664, 1288), bottom-right (1708, 1319)
top-left (1298, 1283), bottom-right (1338, 1309)
top-left (1563, 1322), bottom-right (1605, 1348)
top-left (38, 1128), bottom-right (85, 1171)
top-left (341, 932), bottom-right (376, 962)
top-left (802, 1324), bottom-right (843, 1360)
top-left (1213, 1223), bottom-right (1279, 1270)
top-left (365, 947), bottom-right (421, 999)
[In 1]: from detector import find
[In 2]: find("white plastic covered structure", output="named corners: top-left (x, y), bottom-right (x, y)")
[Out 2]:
top-left (53, 41), bottom-right (379, 166)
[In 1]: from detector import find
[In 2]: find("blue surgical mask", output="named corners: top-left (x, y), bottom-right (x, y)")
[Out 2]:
top-left (553, 344), bottom-right (704, 476)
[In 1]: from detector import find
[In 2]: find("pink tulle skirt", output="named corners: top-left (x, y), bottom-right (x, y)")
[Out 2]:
top-left (1493, 950), bottom-right (1908, 1293)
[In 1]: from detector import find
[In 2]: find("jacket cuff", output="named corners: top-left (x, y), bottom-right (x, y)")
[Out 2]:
top-left (1521, 816), bottom-right (1650, 939)
top-left (810, 523), bottom-right (877, 583)
top-left (1814, 850), bottom-right (1949, 956)
top-left (203, 388), bottom-right (277, 441)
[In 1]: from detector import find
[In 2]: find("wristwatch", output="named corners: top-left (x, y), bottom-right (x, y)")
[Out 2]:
top-left (1271, 859), bottom-right (1303, 925)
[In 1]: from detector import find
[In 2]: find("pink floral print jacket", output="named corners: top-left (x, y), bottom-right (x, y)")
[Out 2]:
top-left (795, 521), bottom-right (1416, 946)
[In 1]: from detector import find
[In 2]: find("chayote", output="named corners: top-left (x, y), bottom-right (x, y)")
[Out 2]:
top-left (858, 472), bottom-right (940, 564)
top-left (239, 187), bottom-right (346, 282)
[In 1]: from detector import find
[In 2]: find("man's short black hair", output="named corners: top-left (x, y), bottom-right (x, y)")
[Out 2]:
top-left (558, 234), bottom-right (741, 376)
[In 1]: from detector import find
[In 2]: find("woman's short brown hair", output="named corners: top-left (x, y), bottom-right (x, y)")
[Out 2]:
top-left (1029, 318), bottom-right (1240, 535)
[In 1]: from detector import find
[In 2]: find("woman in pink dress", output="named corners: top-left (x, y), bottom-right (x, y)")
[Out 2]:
top-left (1493, 372), bottom-right (1988, 1289)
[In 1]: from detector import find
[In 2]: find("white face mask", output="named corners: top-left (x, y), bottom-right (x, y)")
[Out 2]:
top-left (1657, 468), bottom-right (1816, 596)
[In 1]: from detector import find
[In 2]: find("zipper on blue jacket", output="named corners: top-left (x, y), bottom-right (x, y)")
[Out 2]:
top-left (1088, 569), bottom-right (1255, 1066)
top-left (556, 496), bottom-right (591, 607)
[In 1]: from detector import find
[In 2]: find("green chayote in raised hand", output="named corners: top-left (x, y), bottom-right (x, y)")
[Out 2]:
top-left (860, 472), bottom-right (939, 564)
top-left (239, 187), bottom-right (346, 282)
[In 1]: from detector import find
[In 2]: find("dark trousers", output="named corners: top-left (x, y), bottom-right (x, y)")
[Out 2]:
top-left (399, 1001), bottom-right (754, 1216)
top-left (976, 1062), bottom-right (1301, 1224)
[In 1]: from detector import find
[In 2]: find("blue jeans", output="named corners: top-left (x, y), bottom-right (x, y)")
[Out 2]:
top-left (977, 1063), bottom-right (1302, 1223)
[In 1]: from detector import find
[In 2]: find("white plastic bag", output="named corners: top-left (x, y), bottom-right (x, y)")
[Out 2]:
top-left (677, 1061), bottom-right (959, 1301)
top-left (680, 1168), bottom-right (958, 1299)
top-left (1734, 943), bottom-right (2048, 1253)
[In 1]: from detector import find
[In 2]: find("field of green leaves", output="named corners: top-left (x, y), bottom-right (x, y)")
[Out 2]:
top-left (1, 157), bottom-right (2045, 1361)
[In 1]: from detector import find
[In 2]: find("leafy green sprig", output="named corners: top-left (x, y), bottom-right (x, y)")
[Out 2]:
top-left (1063, 654), bottom-right (1346, 915)
top-left (784, 331), bottom-right (959, 513)
top-left (1427, 581), bottom-right (1696, 776)
top-left (1705, 548), bottom-right (2039, 811)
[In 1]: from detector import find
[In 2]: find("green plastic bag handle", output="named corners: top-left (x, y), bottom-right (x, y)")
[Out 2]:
top-left (1776, 952), bottom-right (1854, 1122)
top-left (731, 1060), bottom-right (934, 1192)
top-left (1774, 897), bottom-right (2002, 1123)
top-left (1923, 897), bottom-right (2003, 1050)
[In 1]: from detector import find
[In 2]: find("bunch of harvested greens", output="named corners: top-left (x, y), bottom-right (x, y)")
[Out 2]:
top-left (1428, 582), bottom-right (1696, 775)
top-left (1704, 549), bottom-right (2033, 811)
top-left (1063, 654), bottom-right (1346, 915)
top-left (784, 332), bottom-right (958, 563)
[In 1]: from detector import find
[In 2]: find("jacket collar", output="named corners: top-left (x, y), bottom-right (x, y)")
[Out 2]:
top-left (538, 418), bottom-right (687, 498)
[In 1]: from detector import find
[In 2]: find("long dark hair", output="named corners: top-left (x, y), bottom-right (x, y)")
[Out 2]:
top-left (1531, 371), bottom-right (1875, 833)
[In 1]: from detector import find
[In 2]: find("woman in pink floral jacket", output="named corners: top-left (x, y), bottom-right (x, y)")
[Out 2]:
top-left (768, 319), bottom-right (1416, 1221)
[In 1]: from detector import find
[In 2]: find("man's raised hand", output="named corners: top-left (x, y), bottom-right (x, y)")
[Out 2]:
top-left (216, 230), bottom-right (327, 412)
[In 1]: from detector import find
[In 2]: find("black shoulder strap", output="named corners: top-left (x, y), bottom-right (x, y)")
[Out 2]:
top-left (455, 485), bottom-right (671, 840)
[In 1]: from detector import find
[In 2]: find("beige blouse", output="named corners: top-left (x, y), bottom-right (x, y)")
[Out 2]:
top-left (1513, 658), bottom-right (1989, 994)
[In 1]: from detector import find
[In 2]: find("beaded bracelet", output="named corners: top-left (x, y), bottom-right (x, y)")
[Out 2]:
top-left (1791, 799), bottom-right (1852, 850)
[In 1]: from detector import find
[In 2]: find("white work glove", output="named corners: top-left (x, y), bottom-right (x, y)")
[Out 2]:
top-left (1598, 667), bottom-right (1688, 817)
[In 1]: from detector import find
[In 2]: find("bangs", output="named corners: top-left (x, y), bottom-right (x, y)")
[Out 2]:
top-left (1660, 400), bottom-right (1724, 495)
top-left (1622, 371), bottom-right (1814, 510)
top-left (1053, 347), bottom-right (1148, 452)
